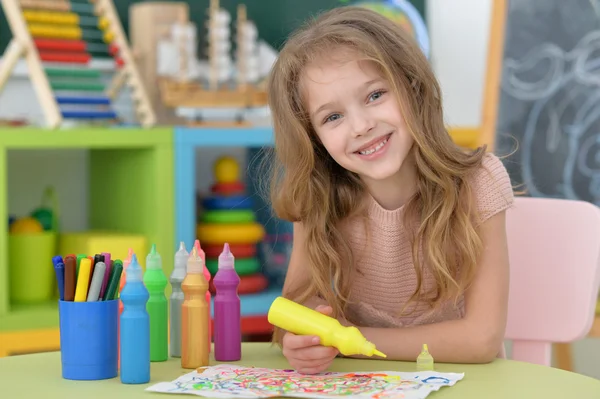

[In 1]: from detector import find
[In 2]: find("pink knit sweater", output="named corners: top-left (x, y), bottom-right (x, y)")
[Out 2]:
top-left (342, 153), bottom-right (514, 328)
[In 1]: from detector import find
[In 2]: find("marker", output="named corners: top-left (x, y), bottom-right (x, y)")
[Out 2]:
top-left (52, 256), bottom-right (65, 301)
top-left (103, 261), bottom-right (123, 301)
top-left (74, 258), bottom-right (92, 302)
top-left (76, 254), bottom-right (86, 277)
top-left (87, 262), bottom-right (106, 301)
top-left (99, 252), bottom-right (112, 299)
top-left (89, 254), bottom-right (104, 291)
top-left (64, 255), bottom-right (77, 301)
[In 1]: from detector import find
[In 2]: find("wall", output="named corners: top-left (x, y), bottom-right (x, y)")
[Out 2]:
top-left (2, 0), bottom-right (599, 378)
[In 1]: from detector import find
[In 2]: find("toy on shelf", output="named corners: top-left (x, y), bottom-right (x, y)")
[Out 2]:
top-left (0, 0), bottom-right (156, 128)
top-left (156, 0), bottom-right (278, 125)
top-left (197, 156), bottom-right (268, 295)
top-left (9, 186), bottom-right (58, 304)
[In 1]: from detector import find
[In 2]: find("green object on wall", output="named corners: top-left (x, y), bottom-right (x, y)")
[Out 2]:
top-left (0, 0), bottom-right (426, 54)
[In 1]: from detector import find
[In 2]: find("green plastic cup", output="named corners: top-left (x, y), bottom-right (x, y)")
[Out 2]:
top-left (9, 231), bottom-right (57, 304)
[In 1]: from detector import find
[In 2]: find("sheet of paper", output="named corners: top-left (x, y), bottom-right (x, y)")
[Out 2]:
top-left (146, 364), bottom-right (464, 399)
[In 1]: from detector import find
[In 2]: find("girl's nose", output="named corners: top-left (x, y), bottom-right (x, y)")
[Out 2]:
top-left (350, 111), bottom-right (376, 137)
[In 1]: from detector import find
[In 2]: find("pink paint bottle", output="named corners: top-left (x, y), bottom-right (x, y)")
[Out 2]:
top-left (213, 243), bottom-right (241, 361)
top-left (195, 239), bottom-right (212, 351)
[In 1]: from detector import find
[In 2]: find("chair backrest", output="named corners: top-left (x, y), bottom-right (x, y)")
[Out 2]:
top-left (504, 197), bottom-right (600, 366)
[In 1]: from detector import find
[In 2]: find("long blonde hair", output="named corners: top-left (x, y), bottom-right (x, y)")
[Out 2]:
top-left (266, 7), bottom-right (487, 341)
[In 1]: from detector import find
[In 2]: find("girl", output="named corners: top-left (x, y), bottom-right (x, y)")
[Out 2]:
top-left (265, 6), bottom-right (514, 374)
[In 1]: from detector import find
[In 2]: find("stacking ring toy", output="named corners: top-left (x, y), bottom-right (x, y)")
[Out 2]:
top-left (203, 243), bottom-right (257, 258)
top-left (202, 195), bottom-right (253, 211)
top-left (197, 223), bottom-right (265, 245)
top-left (209, 273), bottom-right (269, 295)
top-left (200, 210), bottom-right (255, 224)
top-left (205, 257), bottom-right (260, 276)
top-left (211, 181), bottom-right (246, 196)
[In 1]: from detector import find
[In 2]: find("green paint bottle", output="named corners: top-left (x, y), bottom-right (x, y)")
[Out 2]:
top-left (143, 243), bottom-right (169, 362)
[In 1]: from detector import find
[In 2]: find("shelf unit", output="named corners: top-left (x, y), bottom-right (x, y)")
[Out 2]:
top-left (174, 126), bottom-right (281, 328)
top-left (0, 127), bottom-right (175, 335)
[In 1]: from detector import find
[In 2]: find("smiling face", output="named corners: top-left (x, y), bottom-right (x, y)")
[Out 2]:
top-left (302, 51), bottom-right (415, 187)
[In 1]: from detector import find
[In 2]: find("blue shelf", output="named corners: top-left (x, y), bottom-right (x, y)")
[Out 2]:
top-left (175, 126), bottom-right (274, 147)
top-left (174, 126), bottom-right (280, 322)
top-left (210, 287), bottom-right (282, 317)
top-left (174, 126), bottom-right (276, 251)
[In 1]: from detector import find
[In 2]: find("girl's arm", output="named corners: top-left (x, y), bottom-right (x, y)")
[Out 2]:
top-left (351, 210), bottom-right (510, 363)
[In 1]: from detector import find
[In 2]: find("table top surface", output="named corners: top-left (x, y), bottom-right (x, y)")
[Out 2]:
top-left (1, 342), bottom-right (598, 398)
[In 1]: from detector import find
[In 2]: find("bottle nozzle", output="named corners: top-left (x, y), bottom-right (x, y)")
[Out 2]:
top-left (194, 239), bottom-right (205, 261)
top-left (178, 241), bottom-right (186, 252)
top-left (218, 242), bottom-right (235, 270)
top-left (127, 253), bottom-right (143, 281)
top-left (123, 247), bottom-right (134, 269)
top-left (373, 349), bottom-right (386, 358)
top-left (146, 243), bottom-right (162, 270)
top-left (187, 245), bottom-right (204, 273)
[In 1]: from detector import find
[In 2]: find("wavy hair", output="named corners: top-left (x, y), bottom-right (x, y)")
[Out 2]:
top-left (265, 7), bottom-right (487, 342)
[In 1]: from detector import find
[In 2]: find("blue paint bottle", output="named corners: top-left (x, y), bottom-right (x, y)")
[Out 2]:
top-left (119, 253), bottom-right (150, 384)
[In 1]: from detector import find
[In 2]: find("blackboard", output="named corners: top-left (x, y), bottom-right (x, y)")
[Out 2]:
top-left (0, 0), bottom-right (426, 54)
top-left (490, 0), bottom-right (600, 205)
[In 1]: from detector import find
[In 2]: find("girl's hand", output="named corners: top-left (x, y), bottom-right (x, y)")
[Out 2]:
top-left (281, 305), bottom-right (339, 374)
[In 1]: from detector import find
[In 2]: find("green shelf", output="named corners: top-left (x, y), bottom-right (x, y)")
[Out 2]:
top-left (0, 127), bottom-right (175, 332)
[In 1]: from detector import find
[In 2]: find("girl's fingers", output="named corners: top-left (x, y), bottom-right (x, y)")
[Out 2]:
top-left (293, 358), bottom-right (335, 374)
top-left (314, 305), bottom-right (333, 315)
top-left (290, 345), bottom-right (338, 361)
top-left (283, 332), bottom-right (320, 350)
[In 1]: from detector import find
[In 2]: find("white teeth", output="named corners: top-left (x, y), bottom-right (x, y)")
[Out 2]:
top-left (359, 138), bottom-right (388, 155)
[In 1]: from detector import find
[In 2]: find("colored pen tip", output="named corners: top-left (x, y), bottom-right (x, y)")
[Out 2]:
top-left (194, 239), bottom-right (200, 250)
top-left (223, 243), bottom-right (230, 254)
top-left (190, 245), bottom-right (198, 257)
top-left (151, 243), bottom-right (157, 254)
top-left (178, 241), bottom-right (186, 251)
top-left (127, 248), bottom-right (133, 259)
top-left (130, 253), bottom-right (138, 265)
top-left (52, 255), bottom-right (63, 265)
top-left (374, 350), bottom-right (386, 358)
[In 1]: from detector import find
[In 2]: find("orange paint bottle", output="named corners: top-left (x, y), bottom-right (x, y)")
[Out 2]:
top-left (117, 248), bottom-right (133, 369)
top-left (181, 246), bottom-right (210, 369)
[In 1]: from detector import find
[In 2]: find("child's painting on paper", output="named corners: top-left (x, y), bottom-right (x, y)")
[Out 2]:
top-left (146, 364), bottom-right (464, 399)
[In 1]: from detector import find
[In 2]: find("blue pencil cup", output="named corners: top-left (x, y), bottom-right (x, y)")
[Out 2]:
top-left (58, 299), bottom-right (118, 380)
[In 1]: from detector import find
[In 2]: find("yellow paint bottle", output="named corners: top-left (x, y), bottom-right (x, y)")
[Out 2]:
top-left (416, 344), bottom-right (434, 371)
top-left (267, 296), bottom-right (386, 358)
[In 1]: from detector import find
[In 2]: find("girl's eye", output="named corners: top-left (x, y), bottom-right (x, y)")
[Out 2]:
top-left (368, 90), bottom-right (386, 102)
top-left (324, 113), bottom-right (342, 124)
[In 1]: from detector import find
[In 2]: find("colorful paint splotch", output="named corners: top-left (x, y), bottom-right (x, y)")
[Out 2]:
top-left (146, 364), bottom-right (464, 399)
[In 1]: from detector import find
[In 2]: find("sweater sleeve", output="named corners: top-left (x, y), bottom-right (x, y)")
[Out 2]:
top-left (472, 153), bottom-right (515, 223)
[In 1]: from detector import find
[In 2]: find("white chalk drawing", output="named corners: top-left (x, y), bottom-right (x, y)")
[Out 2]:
top-left (501, 23), bottom-right (600, 205)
